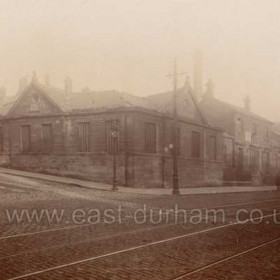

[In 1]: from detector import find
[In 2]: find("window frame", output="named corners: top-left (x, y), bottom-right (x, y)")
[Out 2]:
top-left (41, 124), bottom-right (53, 153)
top-left (191, 131), bottom-right (201, 159)
top-left (20, 125), bottom-right (31, 153)
top-left (78, 122), bottom-right (90, 153)
top-left (208, 135), bottom-right (217, 161)
top-left (144, 122), bottom-right (157, 154)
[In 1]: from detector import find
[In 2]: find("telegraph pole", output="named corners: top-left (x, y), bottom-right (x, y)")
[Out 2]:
top-left (111, 120), bottom-right (119, 191)
top-left (167, 59), bottom-right (186, 195)
top-left (172, 59), bottom-right (179, 195)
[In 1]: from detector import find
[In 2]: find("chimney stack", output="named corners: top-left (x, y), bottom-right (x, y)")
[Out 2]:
top-left (82, 86), bottom-right (90, 93)
top-left (19, 76), bottom-right (28, 92)
top-left (65, 76), bottom-right (72, 94)
top-left (45, 74), bottom-right (50, 87)
top-left (184, 75), bottom-right (191, 91)
top-left (0, 87), bottom-right (6, 100)
top-left (32, 71), bottom-right (38, 84)
top-left (244, 95), bottom-right (251, 112)
top-left (205, 79), bottom-right (214, 99)
top-left (193, 49), bottom-right (203, 101)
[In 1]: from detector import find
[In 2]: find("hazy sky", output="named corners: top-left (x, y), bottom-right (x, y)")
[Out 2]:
top-left (0, 0), bottom-right (280, 120)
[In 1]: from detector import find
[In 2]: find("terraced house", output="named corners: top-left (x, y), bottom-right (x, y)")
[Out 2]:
top-left (0, 75), bottom-right (224, 188)
top-left (200, 80), bottom-right (280, 185)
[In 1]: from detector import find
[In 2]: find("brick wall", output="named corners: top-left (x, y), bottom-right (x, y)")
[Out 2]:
top-left (0, 109), bottom-right (224, 188)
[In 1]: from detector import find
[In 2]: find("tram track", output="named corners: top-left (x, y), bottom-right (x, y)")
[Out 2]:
top-left (1, 174), bottom-right (280, 279)
top-left (4, 209), bottom-right (280, 280)
top-left (1, 197), bottom-right (280, 241)
top-left (170, 236), bottom-right (280, 280)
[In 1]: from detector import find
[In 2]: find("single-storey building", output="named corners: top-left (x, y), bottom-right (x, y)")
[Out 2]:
top-left (0, 76), bottom-right (224, 188)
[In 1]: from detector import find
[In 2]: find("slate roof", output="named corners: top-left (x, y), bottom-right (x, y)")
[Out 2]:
top-left (146, 86), bottom-right (221, 128)
top-left (0, 81), bottom-right (225, 132)
top-left (200, 97), bottom-right (272, 124)
top-left (0, 82), bottom-right (157, 116)
top-left (41, 84), bottom-right (157, 112)
top-left (148, 86), bottom-right (204, 114)
top-left (0, 93), bottom-right (20, 116)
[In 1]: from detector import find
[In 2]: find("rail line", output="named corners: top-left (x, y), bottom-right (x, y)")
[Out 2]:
top-left (1, 198), bottom-right (280, 241)
top-left (171, 236), bottom-right (280, 279)
top-left (6, 211), bottom-right (280, 280)
top-left (2, 197), bottom-right (280, 261)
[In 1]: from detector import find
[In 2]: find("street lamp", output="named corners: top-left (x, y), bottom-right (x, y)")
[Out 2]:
top-left (111, 119), bottom-right (119, 191)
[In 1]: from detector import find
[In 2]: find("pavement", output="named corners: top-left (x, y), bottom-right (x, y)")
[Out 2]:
top-left (0, 167), bottom-right (277, 195)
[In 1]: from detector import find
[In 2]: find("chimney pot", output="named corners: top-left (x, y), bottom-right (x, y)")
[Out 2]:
top-left (32, 71), bottom-right (38, 84)
top-left (244, 95), bottom-right (251, 111)
top-left (82, 86), bottom-right (90, 93)
top-left (19, 76), bottom-right (28, 92)
top-left (193, 49), bottom-right (203, 101)
top-left (0, 87), bottom-right (6, 99)
top-left (205, 79), bottom-right (214, 99)
top-left (65, 76), bottom-right (72, 93)
top-left (45, 75), bottom-right (50, 87)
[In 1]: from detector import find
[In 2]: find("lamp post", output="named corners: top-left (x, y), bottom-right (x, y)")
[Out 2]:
top-left (111, 120), bottom-right (119, 191)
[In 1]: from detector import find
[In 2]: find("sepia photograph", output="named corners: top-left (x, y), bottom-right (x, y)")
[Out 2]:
top-left (0, 0), bottom-right (280, 279)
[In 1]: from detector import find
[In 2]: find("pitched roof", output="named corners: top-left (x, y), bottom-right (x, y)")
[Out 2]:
top-left (146, 85), bottom-right (212, 126)
top-left (40, 83), bottom-right (157, 112)
top-left (1, 82), bottom-right (158, 116)
top-left (200, 96), bottom-right (272, 124)
top-left (0, 93), bottom-right (20, 116)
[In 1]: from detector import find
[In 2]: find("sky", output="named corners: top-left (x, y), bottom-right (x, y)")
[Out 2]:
top-left (0, 0), bottom-right (280, 120)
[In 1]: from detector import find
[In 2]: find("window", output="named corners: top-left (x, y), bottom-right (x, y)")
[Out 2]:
top-left (78, 122), bottom-right (90, 152)
top-left (223, 145), bottom-right (227, 162)
top-left (237, 147), bottom-right (244, 170)
top-left (262, 152), bottom-right (270, 171)
top-left (106, 120), bottom-right (119, 154)
top-left (237, 117), bottom-right (244, 139)
top-left (30, 93), bottom-right (40, 112)
top-left (253, 124), bottom-right (257, 135)
top-left (208, 135), bottom-right (217, 160)
top-left (250, 148), bottom-right (259, 168)
top-left (273, 154), bottom-right (277, 168)
top-left (42, 124), bottom-right (53, 153)
top-left (145, 122), bottom-right (156, 153)
top-left (192, 131), bottom-right (200, 158)
top-left (21, 125), bottom-right (31, 153)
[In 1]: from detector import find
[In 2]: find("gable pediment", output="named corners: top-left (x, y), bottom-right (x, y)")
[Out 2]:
top-left (7, 84), bottom-right (62, 117)
top-left (147, 86), bottom-right (207, 125)
top-left (177, 92), bottom-right (199, 120)
top-left (174, 88), bottom-right (207, 124)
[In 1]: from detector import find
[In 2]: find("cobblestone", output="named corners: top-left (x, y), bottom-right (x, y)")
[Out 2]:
top-left (0, 174), bottom-right (280, 280)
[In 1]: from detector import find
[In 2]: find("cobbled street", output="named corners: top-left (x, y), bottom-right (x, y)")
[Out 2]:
top-left (0, 174), bottom-right (280, 280)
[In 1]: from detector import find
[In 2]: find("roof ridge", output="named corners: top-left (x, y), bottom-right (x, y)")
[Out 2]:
top-left (202, 96), bottom-right (272, 123)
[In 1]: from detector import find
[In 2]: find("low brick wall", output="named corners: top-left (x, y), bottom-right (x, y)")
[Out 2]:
top-left (0, 153), bottom-right (223, 188)
top-left (4, 154), bottom-right (126, 186)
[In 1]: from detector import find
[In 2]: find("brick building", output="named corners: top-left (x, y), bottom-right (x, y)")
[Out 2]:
top-left (0, 77), bottom-right (224, 188)
top-left (200, 80), bottom-right (280, 185)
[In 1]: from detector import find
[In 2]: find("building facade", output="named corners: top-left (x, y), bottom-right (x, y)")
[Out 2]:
top-left (200, 83), bottom-right (280, 185)
top-left (0, 79), bottom-right (224, 188)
